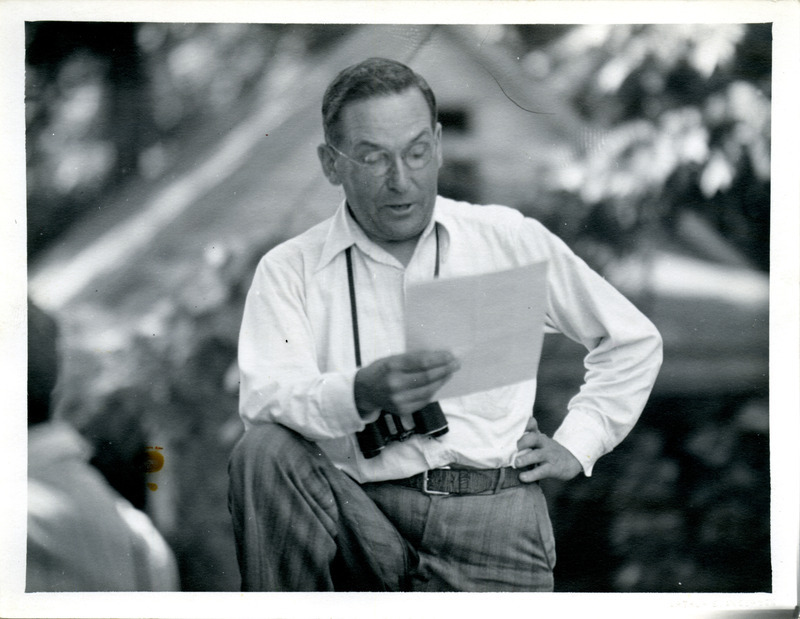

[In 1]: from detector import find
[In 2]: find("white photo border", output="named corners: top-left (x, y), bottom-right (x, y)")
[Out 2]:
top-left (2, 2), bottom-right (797, 618)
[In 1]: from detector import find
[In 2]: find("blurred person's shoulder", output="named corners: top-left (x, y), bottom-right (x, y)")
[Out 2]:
top-left (27, 421), bottom-right (179, 591)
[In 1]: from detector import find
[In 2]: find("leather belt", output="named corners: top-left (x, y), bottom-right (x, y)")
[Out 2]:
top-left (389, 467), bottom-right (523, 496)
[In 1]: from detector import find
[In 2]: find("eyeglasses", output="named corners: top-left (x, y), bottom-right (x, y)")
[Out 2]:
top-left (327, 138), bottom-right (435, 177)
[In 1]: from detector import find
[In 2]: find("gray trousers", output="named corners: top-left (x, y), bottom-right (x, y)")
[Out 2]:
top-left (228, 423), bottom-right (556, 592)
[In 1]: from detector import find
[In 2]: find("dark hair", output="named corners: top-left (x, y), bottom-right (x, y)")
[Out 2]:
top-left (322, 57), bottom-right (437, 146)
top-left (28, 299), bottom-right (59, 425)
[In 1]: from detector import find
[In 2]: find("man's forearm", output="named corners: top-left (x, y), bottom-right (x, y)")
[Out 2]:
top-left (239, 367), bottom-right (366, 440)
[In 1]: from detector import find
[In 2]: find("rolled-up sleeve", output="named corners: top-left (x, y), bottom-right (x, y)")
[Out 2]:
top-left (516, 218), bottom-right (663, 476)
top-left (238, 251), bottom-right (366, 440)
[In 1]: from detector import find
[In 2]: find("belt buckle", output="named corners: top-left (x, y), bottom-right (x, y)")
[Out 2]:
top-left (421, 470), bottom-right (450, 496)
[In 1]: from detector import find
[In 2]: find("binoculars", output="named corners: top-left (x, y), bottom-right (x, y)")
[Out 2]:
top-left (356, 402), bottom-right (448, 459)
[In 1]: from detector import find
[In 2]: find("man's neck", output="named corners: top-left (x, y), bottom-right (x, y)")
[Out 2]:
top-left (345, 202), bottom-right (424, 268)
top-left (377, 237), bottom-right (420, 268)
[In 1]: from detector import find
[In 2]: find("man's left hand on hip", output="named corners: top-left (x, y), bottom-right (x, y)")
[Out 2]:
top-left (513, 416), bottom-right (582, 483)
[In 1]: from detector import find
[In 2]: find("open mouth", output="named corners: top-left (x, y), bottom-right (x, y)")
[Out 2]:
top-left (385, 203), bottom-right (414, 212)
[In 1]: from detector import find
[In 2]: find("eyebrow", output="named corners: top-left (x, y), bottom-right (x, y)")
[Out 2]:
top-left (351, 129), bottom-right (433, 152)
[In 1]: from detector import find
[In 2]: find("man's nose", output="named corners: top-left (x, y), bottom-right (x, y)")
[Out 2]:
top-left (385, 153), bottom-right (411, 192)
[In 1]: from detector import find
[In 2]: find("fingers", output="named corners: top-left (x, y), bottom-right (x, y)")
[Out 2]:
top-left (513, 446), bottom-right (546, 470)
top-left (513, 447), bottom-right (548, 484)
top-left (382, 351), bottom-right (460, 412)
top-left (355, 350), bottom-right (460, 416)
top-left (390, 374), bottom-right (454, 414)
top-left (388, 361), bottom-right (458, 388)
top-left (394, 350), bottom-right (458, 372)
top-left (516, 425), bottom-right (544, 452)
top-left (398, 359), bottom-right (460, 390)
top-left (513, 434), bottom-right (583, 483)
top-left (518, 463), bottom-right (553, 484)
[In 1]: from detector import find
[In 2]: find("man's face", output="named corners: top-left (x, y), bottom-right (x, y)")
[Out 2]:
top-left (319, 87), bottom-right (442, 250)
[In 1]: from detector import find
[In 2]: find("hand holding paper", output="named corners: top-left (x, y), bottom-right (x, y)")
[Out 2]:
top-left (354, 350), bottom-right (461, 417)
top-left (404, 262), bottom-right (549, 400)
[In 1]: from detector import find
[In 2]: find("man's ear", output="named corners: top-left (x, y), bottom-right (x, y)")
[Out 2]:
top-left (317, 144), bottom-right (341, 186)
top-left (434, 122), bottom-right (444, 169)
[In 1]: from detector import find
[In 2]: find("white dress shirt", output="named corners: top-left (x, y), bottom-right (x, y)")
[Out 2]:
top-left (238, 196), bottom-right (662, 482)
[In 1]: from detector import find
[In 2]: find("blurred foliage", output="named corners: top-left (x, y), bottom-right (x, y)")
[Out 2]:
top-left (545, 393), bottom-right (770, 592)
top-left (510, 24), bottom-right (772, 592)
top-left (512, 24), bottom-right (771, 271)
top-left (25, 22), bottom-right (347, 257)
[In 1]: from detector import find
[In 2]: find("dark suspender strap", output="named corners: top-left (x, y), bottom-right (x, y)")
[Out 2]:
top-left (345, 246), bottom-right (362, 368)
top-left (346, 222), bottom-right (440, 368)
top-left (434, 222), bottom-right (440, 279)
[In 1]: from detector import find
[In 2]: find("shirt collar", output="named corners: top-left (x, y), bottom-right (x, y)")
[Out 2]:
top-left (315, 200), bottom-right (356, 272)
top-left (316, 197), bottom-right (451, 272)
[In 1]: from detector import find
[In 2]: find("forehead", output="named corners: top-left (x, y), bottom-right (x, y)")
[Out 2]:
top-left (338, 88), bottom-right (433, 147)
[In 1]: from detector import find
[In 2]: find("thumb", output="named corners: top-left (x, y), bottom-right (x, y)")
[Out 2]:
top-left (525, 416), bottom-right (539, 433)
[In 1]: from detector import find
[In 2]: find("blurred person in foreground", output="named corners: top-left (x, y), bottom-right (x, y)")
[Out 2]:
top-left (228, 58), bottom-right (662, 592)
top-left (26, 299), bottom-right (179, 592)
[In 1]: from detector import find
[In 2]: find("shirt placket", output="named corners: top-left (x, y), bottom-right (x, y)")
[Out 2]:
top-left (401, 231), bottom-right (452, 467)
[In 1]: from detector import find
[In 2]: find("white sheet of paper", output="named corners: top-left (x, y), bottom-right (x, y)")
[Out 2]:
top-left (405, 261), bottom-right (549, 400)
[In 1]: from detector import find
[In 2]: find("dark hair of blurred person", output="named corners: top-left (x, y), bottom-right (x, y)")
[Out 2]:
top-left (27, 298), bottom-right (59, 426)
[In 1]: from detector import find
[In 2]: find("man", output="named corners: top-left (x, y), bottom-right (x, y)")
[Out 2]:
top-left (229, 57), bottom-right (662, 592)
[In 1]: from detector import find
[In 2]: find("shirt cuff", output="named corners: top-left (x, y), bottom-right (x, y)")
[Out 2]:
top-left (349, 367), bottom-right (382, 425)
top-left (552, 410), bottom-right (609, 477)
top-left (320, 368), bottom-right (373, 435)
